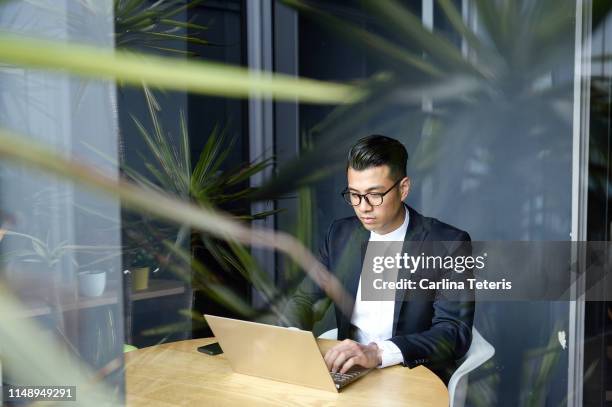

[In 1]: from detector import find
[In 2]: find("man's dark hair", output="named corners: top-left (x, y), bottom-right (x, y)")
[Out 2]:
top-left (346, 135), bottom-right (408, 180)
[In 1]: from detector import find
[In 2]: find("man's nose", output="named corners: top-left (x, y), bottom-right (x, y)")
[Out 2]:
top-left (358, 197), bottom-right (373, 212)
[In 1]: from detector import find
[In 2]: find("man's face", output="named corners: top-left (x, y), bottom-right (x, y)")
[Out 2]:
top-left (346, 165), bottom-right (410, 234)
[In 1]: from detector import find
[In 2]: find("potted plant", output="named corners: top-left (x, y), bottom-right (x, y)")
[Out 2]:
top-left (0, 230), bottom-right (79, 302)
top-left (127, 250), bottom-right (155, 291)
top-left (123, 226), bottom-right (163, 291)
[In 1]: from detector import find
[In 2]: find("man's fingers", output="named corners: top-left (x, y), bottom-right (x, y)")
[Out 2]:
top-left (324, 348), bottom-right (337, 370)
top-left (324, 342), bottom-right (353, 369)
top-left (324, 347), bottom-right (345, 370)
top-left (324, 340), bottom-right (366, 372)
top-left (340, 355), bottom-right (360, 374)
top-left (331, 350), bottom-right (352, 373)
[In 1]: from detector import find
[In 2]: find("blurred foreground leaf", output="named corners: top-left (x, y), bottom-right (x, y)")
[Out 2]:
top-left (0, 34), bottom-right (363, 104)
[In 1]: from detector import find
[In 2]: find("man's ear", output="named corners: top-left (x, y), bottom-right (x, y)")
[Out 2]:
top-left (400, 177), bottom-right (411, 200)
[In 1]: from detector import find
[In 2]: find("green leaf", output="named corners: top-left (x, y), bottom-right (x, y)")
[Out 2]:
top-left (179, 110), bottom-right (190, 182)
top-left (3, 230), bottom-right (44, 247)
top-left (31, 239), bottom-right (47, 259)
top-left (122, 165), bottom-right (163, 192)
top-left (204, 283), bottom-right (257, 317)
top-left (360, 0), bottom-right (485, 77)
top-left (130, 111), bottom-right (187, 196)
top-left (0, 34), bottom-right (361, 104)
top-left (116, 0), bottom-right (146, 18)
top-left (244, 208), bottom-right (284, 220)
top-left (192, 124), bottom-right (223, 184)
top-left (223, 158), bottom-right (274, 187)
top-left (144, 32), bottom-right (209, 46)
top-left (162, 241), bottom-right (257, 317)
top-left (435, 0), bottom-right (493, 61)
top-left (119, 11), bottom-right (158, 28)
top-left (159, 19), bottom-right (208, 31)
top-left (282, 0), bottom-right (444, 78)
top-left (140, 45), bottom-right (194, 55)
top-left (161, 0), bottom-right (204, 20)
top-left (207, 130), bottom-right (235, 178)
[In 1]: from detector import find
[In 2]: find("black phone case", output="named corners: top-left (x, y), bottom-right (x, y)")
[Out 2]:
top-left (197, 342), bottom-right (223, 355)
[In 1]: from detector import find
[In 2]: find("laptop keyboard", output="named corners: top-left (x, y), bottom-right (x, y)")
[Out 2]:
top-left (329, 368), bottom-right (370, 389)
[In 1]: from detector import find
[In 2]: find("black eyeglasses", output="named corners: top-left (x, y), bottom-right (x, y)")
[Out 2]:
top-left (341, 178), bottom-right (402, 207)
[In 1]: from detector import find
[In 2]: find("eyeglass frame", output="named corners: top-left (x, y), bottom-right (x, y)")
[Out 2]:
top-left (341, 178), bottom-right (403, 207)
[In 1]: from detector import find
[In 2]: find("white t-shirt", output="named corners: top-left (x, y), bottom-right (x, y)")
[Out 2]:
top-left (351, 206), bottom-right (409, 368)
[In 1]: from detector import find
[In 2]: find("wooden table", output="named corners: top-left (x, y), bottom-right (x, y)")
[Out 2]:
top-left (126, 338), bottom-right (449, 406)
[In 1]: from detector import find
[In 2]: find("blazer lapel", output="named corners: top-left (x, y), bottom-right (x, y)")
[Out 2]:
top-left (346, 220), bottom-right (370, 297)
top-left (337, 220), bottom-right (370, 339)
top-left (392, 204), bottom-right (429, 332)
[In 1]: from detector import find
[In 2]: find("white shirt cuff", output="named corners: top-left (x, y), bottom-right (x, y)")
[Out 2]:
top-left (374, 340), bottom-right (404, 368)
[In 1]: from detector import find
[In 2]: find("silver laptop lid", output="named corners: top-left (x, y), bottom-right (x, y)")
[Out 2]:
top-left (204, 314), bottom-right (337, 392)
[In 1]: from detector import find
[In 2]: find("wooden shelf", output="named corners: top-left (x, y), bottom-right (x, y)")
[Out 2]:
top-left (15, 300), bottom-right (52, 318)
top-left (14, 279), bottom-right (186, 318)
top-left (129, 279), bottom-right (186, 301)
top-left (65, 291), bottom-right (119, 312)
top-left (17, 286), bottom-right (119, 318)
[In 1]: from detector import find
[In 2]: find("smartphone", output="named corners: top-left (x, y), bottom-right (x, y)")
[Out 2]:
top-left (197, 342), bottom-right (223, 355)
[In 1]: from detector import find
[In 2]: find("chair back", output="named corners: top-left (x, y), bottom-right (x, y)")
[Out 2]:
top-left (448, 328), bottom-right (495, 407)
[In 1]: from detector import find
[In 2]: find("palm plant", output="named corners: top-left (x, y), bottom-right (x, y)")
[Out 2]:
top-left (122, 88), bottom-right (284, 328)
top-left (126, 89), bottom-right (274, 214)
top-left (114, 0), bottom-right (209, 54)
top-left (1, 230), bottom-right (78, 270)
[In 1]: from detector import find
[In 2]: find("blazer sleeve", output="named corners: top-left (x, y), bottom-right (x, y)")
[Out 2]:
top-left (388, 233), bottom-right (475, 369)
top-left (279, 221), bottom-right (335, 329)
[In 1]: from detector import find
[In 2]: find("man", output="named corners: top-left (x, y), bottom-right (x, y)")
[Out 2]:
top-left (284, 135), bottom-right (474, 384)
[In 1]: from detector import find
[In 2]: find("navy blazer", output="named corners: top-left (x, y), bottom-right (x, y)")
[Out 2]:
top-left (284, 204), bottom-right (475, 384)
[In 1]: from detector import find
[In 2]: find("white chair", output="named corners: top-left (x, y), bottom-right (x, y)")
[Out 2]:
top-left (448, 328), bottom-right (495, 407)
top-left (318, 327), bottom-right (494, 407)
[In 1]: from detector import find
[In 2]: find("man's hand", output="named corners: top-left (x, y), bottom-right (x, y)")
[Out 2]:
top-left (324, 339), bottom-right (382, 374)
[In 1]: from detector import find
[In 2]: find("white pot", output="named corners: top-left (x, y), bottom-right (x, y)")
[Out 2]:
top-left (78, 271), bottom-right (106, 297)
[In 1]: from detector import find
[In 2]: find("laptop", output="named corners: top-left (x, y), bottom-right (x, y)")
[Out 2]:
top-left (204, 314), bottom-right (371, 392)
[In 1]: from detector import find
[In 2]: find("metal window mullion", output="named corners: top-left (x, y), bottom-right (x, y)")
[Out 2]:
top-left (421, 0), bottom-right (433, 112)
top-left (569, 0), bottom-right (592, 406)
top-left (246, 0), bottom-right (275, 309)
